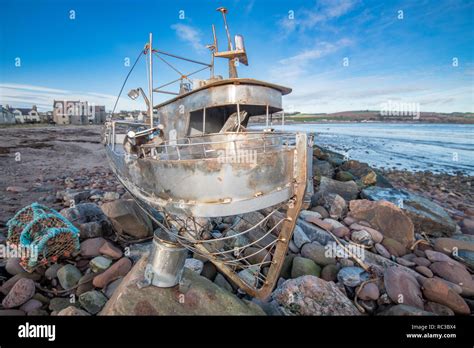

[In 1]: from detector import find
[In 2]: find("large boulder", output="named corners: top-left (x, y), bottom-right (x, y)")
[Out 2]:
top-left (313, 160), bottom-right (335, 179)
top-left (101, 199), bottom-right (153, 239)
top-left (384, 268), bottom-right (424, 309)
top-left (349, 199), bottom-right (414, 248)
top-left (434, 238), bottom-right (474, 254)
top-left (100, 256), bottom-right (265, 315)
top-left (340, 160), bottom-right (392, 188)
top-left (421, 278), bottom-right (470, 315)
top-left (362, 187), bottom-right (456, 237)
top-left (61, 203), bottom-right (112, 239)
top-left (272, 275), bottom-right (361, 315)
top-left (316, 177), bottom-right (360, 201)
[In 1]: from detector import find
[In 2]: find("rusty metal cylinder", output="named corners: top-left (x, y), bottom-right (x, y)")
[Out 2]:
top-left (147, 230), bottom-right (187, 287)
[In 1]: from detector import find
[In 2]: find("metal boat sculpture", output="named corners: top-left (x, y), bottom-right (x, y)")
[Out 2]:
top-left (103, 7), bottom-right (313, 299)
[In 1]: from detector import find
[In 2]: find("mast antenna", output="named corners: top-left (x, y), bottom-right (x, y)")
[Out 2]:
top-left (214, 7), bottom-right (248, 78)
top-left (148, 32), bottom-right (154, 129)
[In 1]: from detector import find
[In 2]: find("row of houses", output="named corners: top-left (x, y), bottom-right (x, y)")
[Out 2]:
top-left (0, 105), bottom-right (41, 124)
top-left (0, 101), bottom-right (108, 125)
top-left (52, 101), bottom-right (107, 125)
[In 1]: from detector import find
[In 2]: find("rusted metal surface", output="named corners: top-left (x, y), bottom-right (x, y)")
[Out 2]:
top-left (153, 80), bottom-right (290, 140)
top-left (104, 7), bottom-right (312, 299)
top-left (127, 133), bottom-right (309, 299)
top-left (106, 131), bottom-right (297, 217)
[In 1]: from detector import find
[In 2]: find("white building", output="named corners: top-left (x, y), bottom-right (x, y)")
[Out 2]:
top-left (13, 105), bottom-right (40, 123)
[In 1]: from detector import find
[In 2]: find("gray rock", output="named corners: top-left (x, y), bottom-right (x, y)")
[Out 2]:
top-left (320, 193), bottom-right (347, 219)
top-left (375, 243), bottom-right (391, 258)
top-left (318, 177), bottom-right (359, 201)
top-left (49, 297), bottom-right (76, 312)
top-left (288, 240), bottom-right (300, 253)
top-left (296, 219), bottom-right (333, 244)
top-left (291, 257), bottom-right (321, 278)
top-left (57, 264), bottom-right (82, 290)
top-left (58, 190), bottom-right (91, 206)
top-left (201, 262), bottom-right (217, 281)
top-left (351, 230), bottom-right (374, 247)
top-left (452, 234), bottom-right (474, 243)
top-left (57, 306), bottom-right (91, 316)
top-left (45, 264), bottom-right (62, 280)
top-left (78, 221), bottom-right (104, 239)
top-left (273, 276), bottom-right (361, 315)
top-left (103, 277), bottom-right (123, 298)
top-left (184, 258), bottom-right (204, 274)
top-left (237, 266), bottom-right (260, 287)
top-left (127, 241), bottom-right (153, 262)
top-left (301, 242), bottom-right (336, 266)
top-left (90, 256), bottom-right (112, 273)
top-left (299, 210), bottom-right (322, 221)
top-left (60, 203), bottom-right (110, 239)
top-left (323, 218), bottom-right (345, 230)
top-left (362, 186), bottom-right (456, 237)
top-left (101, 199), bottom-right (153, 239)
top-left (19, 299), bottom-right (43, 313)
top-left (313, 160), bottom-right (334, 178)
top-left (243, 247), bottom-right (272, 265)
top-left (214, 273), bottom-right (234, 293)
top-left (5, 258), bottom-right (24, 275)
top-left (292, 224), bottom-right (310, 249)
top-left (79, 290), bottom-right (108, 314)
top-left (337, 266), bottom-right (369, 287)
top-left (76, 273), bottom-right (95, 296)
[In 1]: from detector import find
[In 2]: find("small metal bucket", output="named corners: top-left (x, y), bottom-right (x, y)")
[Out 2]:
top-left (145, 229), bottom-right (187, 288)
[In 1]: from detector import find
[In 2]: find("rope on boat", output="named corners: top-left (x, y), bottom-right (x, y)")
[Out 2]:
top-left (110, 49), bottom-right (145, 117)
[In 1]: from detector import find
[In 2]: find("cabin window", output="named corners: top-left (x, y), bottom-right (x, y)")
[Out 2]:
top-left (187, 104), bottom-right (279, 135)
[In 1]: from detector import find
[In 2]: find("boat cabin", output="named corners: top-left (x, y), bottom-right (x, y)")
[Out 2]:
top-left (153, 78), bottom-right (292, 141)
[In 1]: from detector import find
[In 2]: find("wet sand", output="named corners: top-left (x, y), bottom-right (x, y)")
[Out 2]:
top-left (0, 125), bottom-right (117, 225)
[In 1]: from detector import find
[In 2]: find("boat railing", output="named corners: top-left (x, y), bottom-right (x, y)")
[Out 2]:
top-left (143, 132), bottom-right (296, 161)
top-left (106, 120), bottom-right (149, 150)
top-left (106, 119), bottom-right (296, 161)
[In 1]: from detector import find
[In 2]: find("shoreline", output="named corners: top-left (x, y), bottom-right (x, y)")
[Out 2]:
top-left (0, 125), bottom-right (472, 225)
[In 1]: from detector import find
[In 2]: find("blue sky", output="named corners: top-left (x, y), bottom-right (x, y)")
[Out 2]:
top-left (1, 0), bottom-right (473, 112)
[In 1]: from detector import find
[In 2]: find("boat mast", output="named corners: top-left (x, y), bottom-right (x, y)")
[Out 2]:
top-left (217, 7), bottom-right (238, 79)
top-left (148, 32), bottom-right (154, 129)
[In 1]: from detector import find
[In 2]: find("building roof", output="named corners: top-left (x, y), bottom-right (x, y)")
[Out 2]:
top-left (14, 108), bottom-right (34, 114)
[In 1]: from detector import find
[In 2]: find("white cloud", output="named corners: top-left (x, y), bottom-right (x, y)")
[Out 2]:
top-left (272, 38), bottom-right (353, 80)
top-left (171, 23), bottom-right (205, 53)
top-left (280, 0), bottom-right (358, 34)
top-left (280, 72), bottom-right (474, 113)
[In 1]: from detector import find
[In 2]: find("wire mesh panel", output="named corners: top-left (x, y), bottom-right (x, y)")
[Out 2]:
top-left (131, 132), bottom-right (309, 298)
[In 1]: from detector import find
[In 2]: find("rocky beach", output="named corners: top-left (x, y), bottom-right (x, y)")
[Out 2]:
top-left (0, 125), bottom-right (473, 316)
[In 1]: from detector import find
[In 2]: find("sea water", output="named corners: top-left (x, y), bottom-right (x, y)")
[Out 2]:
top-left (254, 123), bottom-right (474, 175)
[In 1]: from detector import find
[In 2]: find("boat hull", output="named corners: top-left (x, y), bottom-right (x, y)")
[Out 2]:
top-left (105, 132), bottom-right (302, 217)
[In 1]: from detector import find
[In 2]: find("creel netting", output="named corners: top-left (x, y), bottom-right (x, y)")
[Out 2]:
top-left (6, 202), bottom-right (80, 271)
